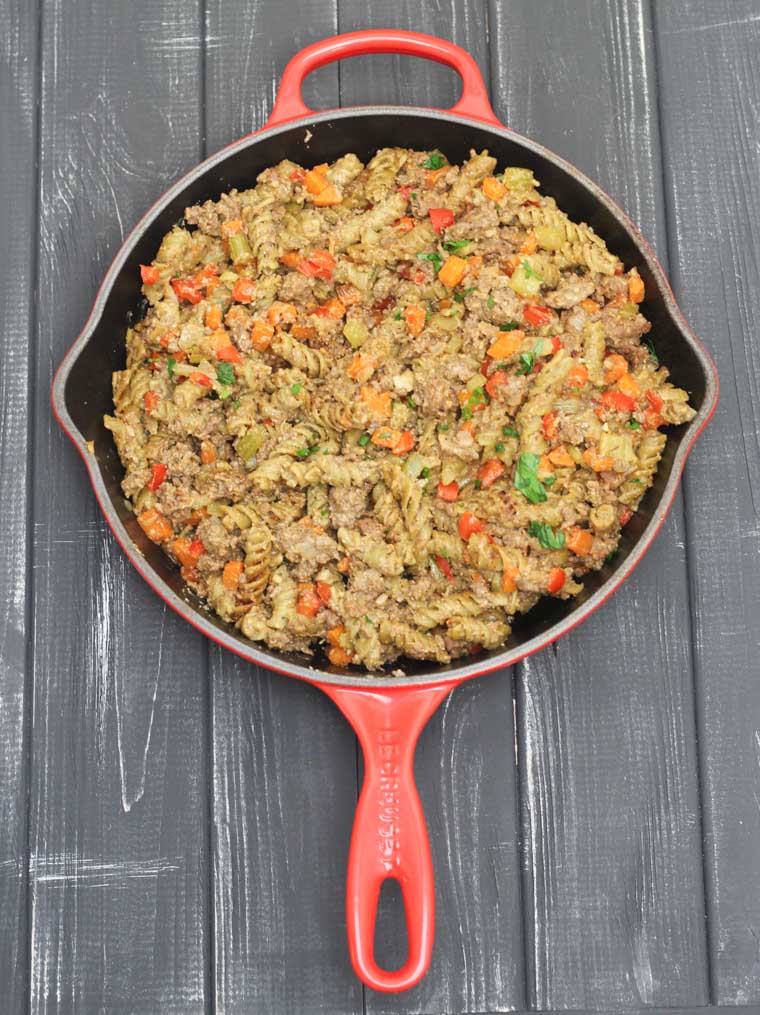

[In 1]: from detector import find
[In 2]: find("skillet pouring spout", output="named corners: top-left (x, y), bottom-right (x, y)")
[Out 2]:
top-left (52, 29), bottom-right (718, 992)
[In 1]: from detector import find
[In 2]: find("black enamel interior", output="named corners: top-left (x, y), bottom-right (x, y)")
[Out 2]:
top-left (60, 110), bottom-right (713, 680)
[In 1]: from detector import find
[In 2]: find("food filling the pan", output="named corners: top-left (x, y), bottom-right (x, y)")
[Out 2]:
top-left (105, 148), bottom-right (695, 671)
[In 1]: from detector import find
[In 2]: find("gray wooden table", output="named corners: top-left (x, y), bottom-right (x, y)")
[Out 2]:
top-left (1, 1), bottom-right (759, 1012)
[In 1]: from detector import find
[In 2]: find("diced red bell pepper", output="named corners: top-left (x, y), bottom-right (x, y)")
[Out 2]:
top-left (523, 304), bottom-right (553, 327)
top-left (217, 345), bottom-right (243, 364)
top-left (297, 249), bottom-right (336, 280)
top-left (147, 463), bottom-right (167, 491)
top-left (476, 459), bottom-right (505, 489)
top-left (485, 370), bottom-right (509, 400)
top-left (437, 481), bottom-right (460, 502)
top-left (315, 581), bottom-right (332, 605)
top-left (140, 264), bottom-right (160, 285)
top-left (435, 556), bottom-right (454, 582)
top-left (171, 278), bottom-right (202, 304)
top-left (600, 390), bottom-right (636, 413)
top-left (429, 207), bottom-right (455, 233)
top-left (547, 568), bottom-right (566, 594)
top-left (458, 512), bottom-right (485, 541)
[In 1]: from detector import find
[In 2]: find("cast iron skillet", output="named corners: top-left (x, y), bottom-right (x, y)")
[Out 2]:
top-left (53, 30), bottom-right (719, 993)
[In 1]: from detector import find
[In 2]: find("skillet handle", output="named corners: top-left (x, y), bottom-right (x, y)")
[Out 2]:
top-left (267, 30), bottom-right (500, 130)
top-left (317, 680), bottom-right (456, 992)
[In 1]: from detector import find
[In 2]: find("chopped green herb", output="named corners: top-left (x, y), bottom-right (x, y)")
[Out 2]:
top-left (454, 287), bottom-right (476, 303)
top-left (290, 382), bottom-right (303, 395)
top-left (167, 356), bottom-right (176, 381)
top-left (516, 352), bottom-right (535, 375)
top-left (320, 508), bottom-right (328, 517)
top-left (502, 426), bottom-right (519, 438)
top-left (394, 309), bottom-right (402, 320)
top-left (417, 251), bottom-right (444, 274)
top-left (437, 422), bottom-right (450, 431)
top-left (425, 310), bottom-right (431, 321)
top-left (499, 321), bottom-right (519, 331)
top-left (495, 442), bottom-right (505, 452)
top-left (411, 191), bottom-right (418, 201)
top-left (474, 479), bottom-right (482, 490)
top-left (522, 258), bottom-right (541, 280)
top-left (443, 239), bottom-right (471, 253)
top-left (407, 395), bottom-right (417, 408)
top-left (364, 614), bottom-right (374, 624)
top-left (543, 474), bottom-right (556, 486)
top-left (645, 338), bottom-right (659, 365)
top-left (460, 405), bottom-right (473, 420)
top-left (473, 386), bottom-right (485, 398)
top-left (627, 419), bottom-right (642, 429)
top-left (420, 467), bottom-right (430, 479)
top-left (358, 433), bottom-right (370, 447)
top-left (515, 452), bottom-right (547, 504)
top-left (528, 521), bottom-right (566, 550)
top-left (231, 399), bottom-right (241, 409)
top-left (603, 550), bottom-right (618, 566)
top-left (218, 385), bottom-right (233, 400)
top-left (216, 362), bottom-right (235, 386)
top-left (424, 152), bottom-right (446, 170)
top-left (487, 296), bottom-right (495, 309)
top-left (632, 478), bottom-right (642, 484)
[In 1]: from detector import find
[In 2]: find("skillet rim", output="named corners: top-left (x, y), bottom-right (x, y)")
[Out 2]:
top-left (52, 106), bottom-right (719, 689)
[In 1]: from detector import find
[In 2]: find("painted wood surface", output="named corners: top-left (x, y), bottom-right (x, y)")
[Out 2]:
top-left (653, 0), bottom-right (760, 1004)
top-left (0, 0), bottom-right (757, 1012)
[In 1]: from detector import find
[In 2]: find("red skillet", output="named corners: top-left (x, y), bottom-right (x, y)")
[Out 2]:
top-left (52, 30), bottom-right (718, 992)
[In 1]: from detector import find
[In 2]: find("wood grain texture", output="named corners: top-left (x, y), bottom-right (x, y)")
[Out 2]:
top-left (203, 4), bottom-right (364, 1013)
top-left (0, 0), bottom-right (37, 1010)
top-left (654, 0), bottom-right (760, 1003)
top-left (28, 1), bottom-right (210, 1011)
top-left (337, 2), bottom-right (524, 1010)
top-left (489, 0), bottom-right (709, 1007)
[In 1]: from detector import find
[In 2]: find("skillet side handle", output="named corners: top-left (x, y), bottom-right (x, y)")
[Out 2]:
top-left (266, 30), bottom-right (500, 130)
top-left (317, 680), bottom-right (456, 992)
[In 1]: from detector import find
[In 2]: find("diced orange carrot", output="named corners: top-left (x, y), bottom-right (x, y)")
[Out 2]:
top-left (438, 255), bottom-right (468, 288)
top-left (172, 537), bottom-right (205, 569)
top-left (542, 411), bottom-right (558, 441)
top-left (220, 218), bottom-right (243, 237)
top-left (313, 184), bottom-right (343, 206)
top-left (312, 163), bottom-right (328, 174)
top-left (582, 447), bottom-right (615, 472)
top-left (250, 319), bottom-right (274, 351)
top-left (347, 354), bottom-right (376, 380)
top-left (200, 441), bottom-right (217, 465)
top-left (231, 277), bottom-right (256, 303)
top-left (482, 176), bottom-right (507, 200)
top-left (391, 431), bottom-right (414, 456)
top-left (327, 646), bottom-right (353, 666)
top-left (501, 564), bottom-right (519, 594)
top-left (317, 297), bottom-right (346, 319)
top-left (580, 298), bottom-right (600, 315)
top-left (566, 527), bottom-right (594, 555)
top-left (137, 509), bottom-right (173, 544)
top-left (336, 556), bottom-right (351, 575)
top-left (425, 167), bottom-right (447, 186)
top-left (603, 353), bottom-right (629, 384)
top-left (628, 268), bottom-right (645, 303)
top-left (360, 386), bottom-right (392, 418)
top-left (547, 445), bottom-right (575, 467)
top-left (566, 362), bottom-right (589, 388)
top-left (304, 169), bottom-right (328, 194)
top-left (371, 427), bottom-right (401, 449)
top-left (547, 568), bottom-right (566, 594)
top-left (189, 371), bottom-right (212, 387)
top-left (617, 372), bottom-right (641, 399)
top-left (266, 302), bottom-right (298, 326)
top-left (519, 231), bottom-right (538, 254)
top-left (502, 255), bottom-right (519, 277)
top-left (143, 391), bottom-right (159, 414)
top-left (280, 250), bottom-right (301, 269)
top-left (538, 454), bottom-right (554, 478)
top-left (291, 323), bottom-right (317, 342)
top-left (205, 304), bottom-right (222, 330)
top-left (394, 215), bottom-right (415, 232)
top-left (326, 624), bottom-right (346, 648)
top-left (296, 585), bottom-right (322, 618)
top-left (403, 304), bottom-right (426, 337)
top-left (477, 459), bottom-right (505, 488)
top-left (487, 330), bottom-right (524, 358)
top-left (222, 560), bottom-right (244, 589)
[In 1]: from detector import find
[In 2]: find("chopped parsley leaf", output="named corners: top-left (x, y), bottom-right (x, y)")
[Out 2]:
top-left (645, 338), bottom-right (659, 364)
top-left (500, 321), bottom-right (519, 331)
top-left (460, 405), bottom-right (473, 420)
top-left (394, 309), bottom-right (402, 320)
top-left (407, 395), bottom-right (417, 408)
top-left (474, 479), bottom-right (482, 490)
top-left (522, 258), bottom-right (541, 280)
top-left (487, 296), bottom-right (495, 309)
top-left (516, 352), bottom-right (534, 375)
top-left (515, 452), bottom-right (547, 503)
top-left (423, 152), bottom-right (446, 170)
top-left (628, 419), bottom-right (642, 429)
top-left (437, 422), bottom-right (450, 431)
top-left (443, 239), bottom-right (471, 253)
top-left (454, 287), bottom-right (476, 303)
top-left (216, 362), bottom-right (235, 386)
top-left (167, 356), bottom-right (176, 381)
top-left (495, 442), bottom-right (505, 452)
top-left (417, 251), bottom-right (443, 273)
top-left (358, 433), bottom-right (370, 447)
top-left (528, 521), bottom-right (566, 549)
top-left (231, 399), bottom-right (241, 409)
top-left (420, 467), bottom-right (430, 479)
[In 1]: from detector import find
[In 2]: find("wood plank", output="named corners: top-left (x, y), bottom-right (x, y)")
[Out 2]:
top-left (337, 2), bottom-right (525, 1011)
top-left (489, 0), bottom-right (709, 1007)
top-left (203, 5), bottom-right (365, 1013)
top-left (653, 0), bottom-right (760, 1003)
top-left (0, 0), bottom-right (38, 1009)
top-left (29, 1), bottom-right (210, 1011)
